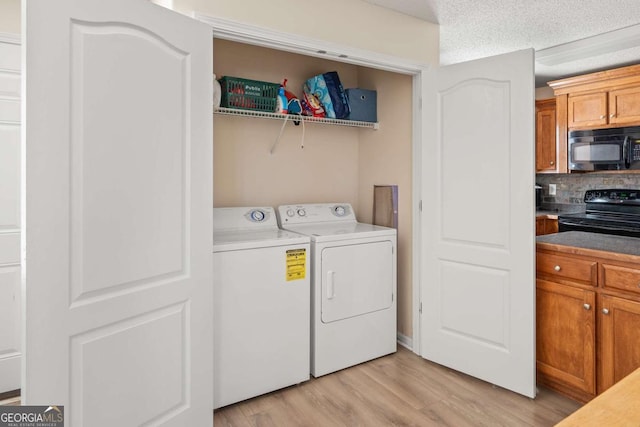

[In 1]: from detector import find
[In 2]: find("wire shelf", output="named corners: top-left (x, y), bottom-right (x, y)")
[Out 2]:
top-left (213, 106), bottom-right (379, 130)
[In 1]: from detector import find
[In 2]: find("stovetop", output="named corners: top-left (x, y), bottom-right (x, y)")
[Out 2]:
top-left (558, 189), bottom-right (640, 235)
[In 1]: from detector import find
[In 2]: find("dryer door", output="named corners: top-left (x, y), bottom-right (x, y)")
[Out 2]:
top-left (320, 241), bottom-right (394, 323)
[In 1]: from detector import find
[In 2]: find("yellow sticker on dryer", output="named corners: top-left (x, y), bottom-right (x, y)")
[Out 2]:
top-left (286, 248), bottom-right (306, 281)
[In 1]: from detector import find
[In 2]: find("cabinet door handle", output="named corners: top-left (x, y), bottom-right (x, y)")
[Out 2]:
top-left (550, 161), bottom-right (555, 165)
top-left (583, 303), bottom-right (591, 310)
top-left (602, 308), bottom-right (610, 315)
top-left (600, 115), bottom-right (606, 119)
top-left (554, 265), bottom-right (561, 272)
top-left (610, 113), bottom-right (616, 118)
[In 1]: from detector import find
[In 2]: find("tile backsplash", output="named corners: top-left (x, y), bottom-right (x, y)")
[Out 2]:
top-left (536, 173), bottom-right (640, 205)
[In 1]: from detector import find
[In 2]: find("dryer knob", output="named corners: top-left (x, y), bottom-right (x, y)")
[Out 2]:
top-left (334, 206), bottom-right (346, 216)
top-left (286, 209), bottom-right (295, 217)
top-left (297, 208), bottom-right (306, 217)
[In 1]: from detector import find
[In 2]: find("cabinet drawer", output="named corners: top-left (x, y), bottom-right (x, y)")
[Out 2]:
top-left (601, 263), bottom-right (640, 296)
top-left (537, 252), bottom-right (597, 286)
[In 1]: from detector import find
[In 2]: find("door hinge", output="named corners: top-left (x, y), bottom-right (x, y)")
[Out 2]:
top-left (419, 302), bottom-right (422, 314)
top-left (419, 200), bottom-right (423, 212)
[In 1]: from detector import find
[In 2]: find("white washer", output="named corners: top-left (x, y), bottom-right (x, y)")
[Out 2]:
top-left (213, 207), bottom-right (310, 408)
top-left (277, 203), bottom-right (397, 377)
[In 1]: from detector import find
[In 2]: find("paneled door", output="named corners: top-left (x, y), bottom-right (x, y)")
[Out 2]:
top-left (421, 49), bottom-right (536, 397)
top-left (23, 0), bottom-right (213, 425)
top-left (0, 34), bottom-right (21, 395)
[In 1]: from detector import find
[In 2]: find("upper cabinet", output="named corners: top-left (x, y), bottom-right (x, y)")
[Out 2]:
top-left (608, 86), bottom-right (640, 126)
top-left (550, 64), bottom-right (640, 128)
top-left (567, 92), bottom-right (608, 128)
top-left (566, 86), bottom-right (640, 128)
top-left (536, 98), bottom-right (564, 173)
top-left (547, 64), bottom-right (640, 173)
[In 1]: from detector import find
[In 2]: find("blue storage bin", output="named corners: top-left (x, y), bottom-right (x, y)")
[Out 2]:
top-left (346, 89), bottom-right (377, 122)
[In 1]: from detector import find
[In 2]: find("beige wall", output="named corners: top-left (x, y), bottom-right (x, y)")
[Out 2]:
top-left (174, 0), bottom-right (438, 66)
top-left (0, 0), bottom-right (20, 34)
top-left (213, 40), bottom-right (415, 337)
top-left (535, 86), bottom-right (554, 100)
top-left (356, 68), bottom-right (413, 336)
top-left (213, 41), bottom-right (361, 207)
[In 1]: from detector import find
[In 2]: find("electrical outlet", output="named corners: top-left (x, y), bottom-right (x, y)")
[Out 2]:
top-left (549, 183), bottom-right (557, 196)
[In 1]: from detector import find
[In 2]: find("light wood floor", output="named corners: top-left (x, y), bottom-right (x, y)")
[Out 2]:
top-left (0, 346), bottom-right (582, 426)
top-left (214, 346), bottom-right (581, 427)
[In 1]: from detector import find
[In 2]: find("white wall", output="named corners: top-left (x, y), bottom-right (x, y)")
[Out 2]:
top-left (0, 0), bottom-right (20, 34)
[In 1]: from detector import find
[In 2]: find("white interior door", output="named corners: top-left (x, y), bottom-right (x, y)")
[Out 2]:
top-left (23, 0), bottom-right (213, 425)
top-left (420, 49), bottom-right (536, 397)
top-left (0, 35), bottom-right (21, 394)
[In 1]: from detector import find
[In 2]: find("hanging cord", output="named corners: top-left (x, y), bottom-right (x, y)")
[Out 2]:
top-left (300, 115), bottom-right (305, 149)
top-left (269, 114), bottom-right (290, 154)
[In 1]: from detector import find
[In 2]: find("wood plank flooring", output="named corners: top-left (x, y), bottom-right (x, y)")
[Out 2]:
top-left (0, 346), bottom-right (582, 426)
top-left (214, 346), bottom-right (581, 427)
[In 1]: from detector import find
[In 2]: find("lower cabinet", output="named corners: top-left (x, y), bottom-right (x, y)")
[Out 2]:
top-left (536, 216), bottom-right (558, 236)
top-left (536, 279), bottom-right (596, 401)
top-left (536, 247), bottom-right (640, 403)
top-left (598, 295), bottom-right (640, 394)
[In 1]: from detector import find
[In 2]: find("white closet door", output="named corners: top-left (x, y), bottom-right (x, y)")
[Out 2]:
top-left (421, 49), bottom-right (536, 398)
top-left (23, 0), bottom-right (213, 425)
top-left (0, 35), bottom-right (21, 395)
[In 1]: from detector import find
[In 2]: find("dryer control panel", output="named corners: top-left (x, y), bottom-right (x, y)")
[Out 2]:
top-left (277, 203), bottom-right (356, 225)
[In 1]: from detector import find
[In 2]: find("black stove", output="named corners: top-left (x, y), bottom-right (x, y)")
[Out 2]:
top-left (558, 189), bottom-right (640, 238)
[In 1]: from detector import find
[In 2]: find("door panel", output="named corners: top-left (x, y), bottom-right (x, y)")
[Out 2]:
top-left (421, 49), bottom-right (536, 398)
top-left (321, 241), bottom-right (393, 323)
top-left (439, 261), bottom-right (509, 347)
top-left (0, 36), bottom-right (21, 394)
top-left (24, 1), bottom-right (213, 425)
top-left (69, 21), bottom-right (187, 302)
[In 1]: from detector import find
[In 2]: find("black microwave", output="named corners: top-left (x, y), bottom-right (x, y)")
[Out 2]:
top-left (568, 126), bottom-right (640, 171)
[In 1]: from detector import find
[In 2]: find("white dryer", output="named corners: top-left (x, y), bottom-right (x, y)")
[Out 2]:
top-left (277, 203), bottom-right (397, 377)
top-left (213, 207), bottom-right (310, 408)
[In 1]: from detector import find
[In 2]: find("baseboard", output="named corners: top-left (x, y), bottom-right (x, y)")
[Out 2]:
top-left (396, 332), bottom-right (413, 351)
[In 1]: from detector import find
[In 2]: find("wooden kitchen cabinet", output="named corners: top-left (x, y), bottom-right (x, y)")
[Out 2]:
top-left (536, 98), bottom-right (558, 172)
top-left (609, 85), bottom-right (640, 125)
top-left (598, 294), bottom-right (640, 394)
top-left (548, 64), bottom-right (640, 173)
top-left (536, 243), bottom-right (640, 403)
top-left (566, 86), bottom-right (640, 129)
top-left (536, 216), bottom-right (558, 236)
top-left (536, 279), bottom-right (596, 401)
top-left (567, 92), bottom-right (608, 128)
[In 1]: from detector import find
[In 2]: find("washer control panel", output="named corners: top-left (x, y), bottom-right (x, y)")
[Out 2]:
top-left (277, 203), bottom-right (355, 225)
top-left (213, 206), bottom-right (276, 232)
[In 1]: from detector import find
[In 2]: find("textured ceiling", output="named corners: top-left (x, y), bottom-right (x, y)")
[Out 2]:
top-left (362, 0), bottom-right (640, 87)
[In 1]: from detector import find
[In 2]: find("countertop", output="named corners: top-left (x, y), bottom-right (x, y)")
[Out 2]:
top-left (555, 367), bottom-right (640, 426)
top-left (536, 205), bottom-right (584, 218)
top-left (537, 231), bottom-right (640, 257)
top-left (536, 210), bottom-right (559, 219)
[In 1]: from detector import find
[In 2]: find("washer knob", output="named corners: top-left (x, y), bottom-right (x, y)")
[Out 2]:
top-left (286, 209), bottom-right (295, 217)
top-left (297, 208), bottom-right (306, 217)
top-left (334, 206), bottom-right (346, 216)
top-left (250, 210), bottom-right (265, 222)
